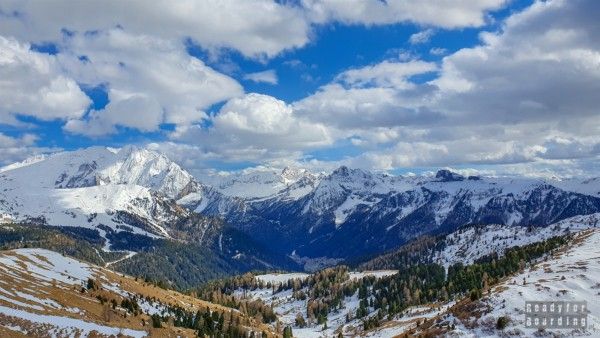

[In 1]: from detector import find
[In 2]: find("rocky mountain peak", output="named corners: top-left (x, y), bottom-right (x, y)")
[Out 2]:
top-left (281, 166), bottom-right (308, 182)
top-left (435, 169), bottom-right (465, 182)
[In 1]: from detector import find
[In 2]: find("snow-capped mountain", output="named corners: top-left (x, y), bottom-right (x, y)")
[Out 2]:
top-left (47, 146), bottom-right (197, 199)
top-left (198, 166), bottom-right (322, 201)
top-left (553, 176), bottom-right (600, 198)
top-left (3, 146), bottom-right (600, 267)
top-left (0, 146), bottom-right (299, 274)
top-left (0, 146), bottom-right (211, 247)
top-left (198, 166), bottom-right (600, 259)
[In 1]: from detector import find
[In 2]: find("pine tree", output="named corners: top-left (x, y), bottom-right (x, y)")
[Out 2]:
top-left (283, 326), bottom-right (293, 338)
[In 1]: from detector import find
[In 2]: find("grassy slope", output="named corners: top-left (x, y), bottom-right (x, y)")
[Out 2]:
top-left (0, 247), bottom-right (276, 337)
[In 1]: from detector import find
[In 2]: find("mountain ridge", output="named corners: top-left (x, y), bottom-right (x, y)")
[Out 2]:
top-left (2, 146), bottom-right (600, 268)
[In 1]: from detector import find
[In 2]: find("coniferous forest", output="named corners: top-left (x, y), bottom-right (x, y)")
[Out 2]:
top-left (196, 235), bottom-right (568, 332)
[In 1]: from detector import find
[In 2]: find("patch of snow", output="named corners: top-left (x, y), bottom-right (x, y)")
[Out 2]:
top-left (461, 229), bottom-right (600, 337)
top-left (0, 248), bottom-right (94, 286)
top-left (348, 270), bottom-right (398, 280)
top-left (255, 273), bottom-right (310, 285)
top-left (434, 213), bottom-right (600, 269)
top-left (0, 304), bottom-right (147, 338)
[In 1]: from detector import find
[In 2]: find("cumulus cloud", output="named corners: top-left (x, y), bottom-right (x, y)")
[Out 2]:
top-left (303, 0), bottom-right (507, 28)
top-left (171, 93), bottom-right (333, 163)
top-left (295, 60), bottom-right (439, 129)
top-left (537, 137), bottom-right (600, 160)
top-left (64, 94), bottom-right (164, 136)
top-left (291, 0), bottom-right (600, 175)
top-left (0, 132), bottom-right (59, 167)
top-left (243, 70), bottom-right (278, 84)
top-left (61, 29), bottom-right (243, 136)
top-left (0, 0), bottom-right (310, 58)
top-left (433, 0), bottom-right (600, 126)
top-left (0, 36), bottom-right (90, 125)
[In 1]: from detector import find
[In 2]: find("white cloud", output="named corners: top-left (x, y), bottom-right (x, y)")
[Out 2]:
top-left (64, 93), bottom-right (164, 136)
top-left (409, 29), bottom-right (435, 44)
top-left (344, 137), bottom-right (541, 170)
top-left (537, 137), bottom-right (600, 160)
top-left (303, 0), bottom-right (507, 28)
top-left (291, 0), bottom-right (600, 174)
top-left (171, 93), bottom-right (333, 163)
top-left (433, 0), bottom-right (600, 126)
top-left (429, 47), bottom-right (447, 55)
top-left (243, 70), bottom-right (278, 84)
top-left (0, 132), bottom-right (59, 167)
top-left (2, 0), bottom-right (600, 177)
top-left (294, 60), bottom-right (439, 129)
top-left (0, 1), bottom-right (512, 59)
top-left (0, 0), bottom-right (310, 59)
top-left (0, 36), bottom-right (90, 125)
top-left (61, 29), bottom-right (243, 136)
top-left (0, 132), bottom-right (36, 148)
top-left (336, 60), bottom-right (437, 89)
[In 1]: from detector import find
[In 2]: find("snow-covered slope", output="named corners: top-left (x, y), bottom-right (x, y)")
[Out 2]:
top-left (434, 213), bottom-right (600, 269)
top-left (5, 146), bottom-right (196, 199)
top-left (206, 166), bottom-right (600, 259)
top-left (0, 154), bottom-right (47, 173)
top-left (0, 146), bottom-right (204, 248)
top-left (3, 145), bottom-right (600, 265)
top-left (553, 176), bottom-right (600, 198)
top-left (200, 166), bottom-right (322, 201)
top-left (447, 228), bottom-right (600, 337)
top-left (0, 248), bottom-right (270, 337)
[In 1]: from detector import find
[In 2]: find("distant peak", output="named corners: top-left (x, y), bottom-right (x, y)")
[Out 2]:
top-left (329, 166), bottom-right (373, 183)
top-left (435, 169), bottom-right (465, 182)
top-left (281, 166), bottom-right (308, 180)
top-left (332, 165), bottom-right (350, 176)
top-left (281, 166), bottom-right (299, 174)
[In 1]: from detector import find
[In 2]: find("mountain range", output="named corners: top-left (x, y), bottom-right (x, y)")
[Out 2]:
top-left (2, 146), bottom-right (600, 275)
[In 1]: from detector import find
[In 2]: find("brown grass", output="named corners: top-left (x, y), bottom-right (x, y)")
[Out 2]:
top-left (0, 249), bottom-right (276, 337)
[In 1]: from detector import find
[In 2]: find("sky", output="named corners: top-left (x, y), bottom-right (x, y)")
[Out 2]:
top-left (0, 0), bottom-right (599, 178)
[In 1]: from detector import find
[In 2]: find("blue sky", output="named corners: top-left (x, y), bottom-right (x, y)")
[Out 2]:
top-left (1, 0), bottom-right (599, 178)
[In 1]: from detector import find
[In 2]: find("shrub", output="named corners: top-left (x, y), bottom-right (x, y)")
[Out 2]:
top-left (496, 316), bottom-right (509, 330)
top-left (151, 314), bottom-right (162, 328)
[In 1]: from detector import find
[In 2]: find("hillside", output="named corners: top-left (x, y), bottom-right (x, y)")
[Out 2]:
top-left (193, 218), bottom-right (599, 337)
top-left (0, 247), bottom-right (276, 337)
top-left (355, 227), bottom-right (600, 337)
top-left (0, 146), bottom-right (300, 288)
top-left (358, 213), bottom-right (600, 271)
top-left (420, 228), bottom-right (600, 337)
top-left (0, 223), bottom-right (297, 290)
